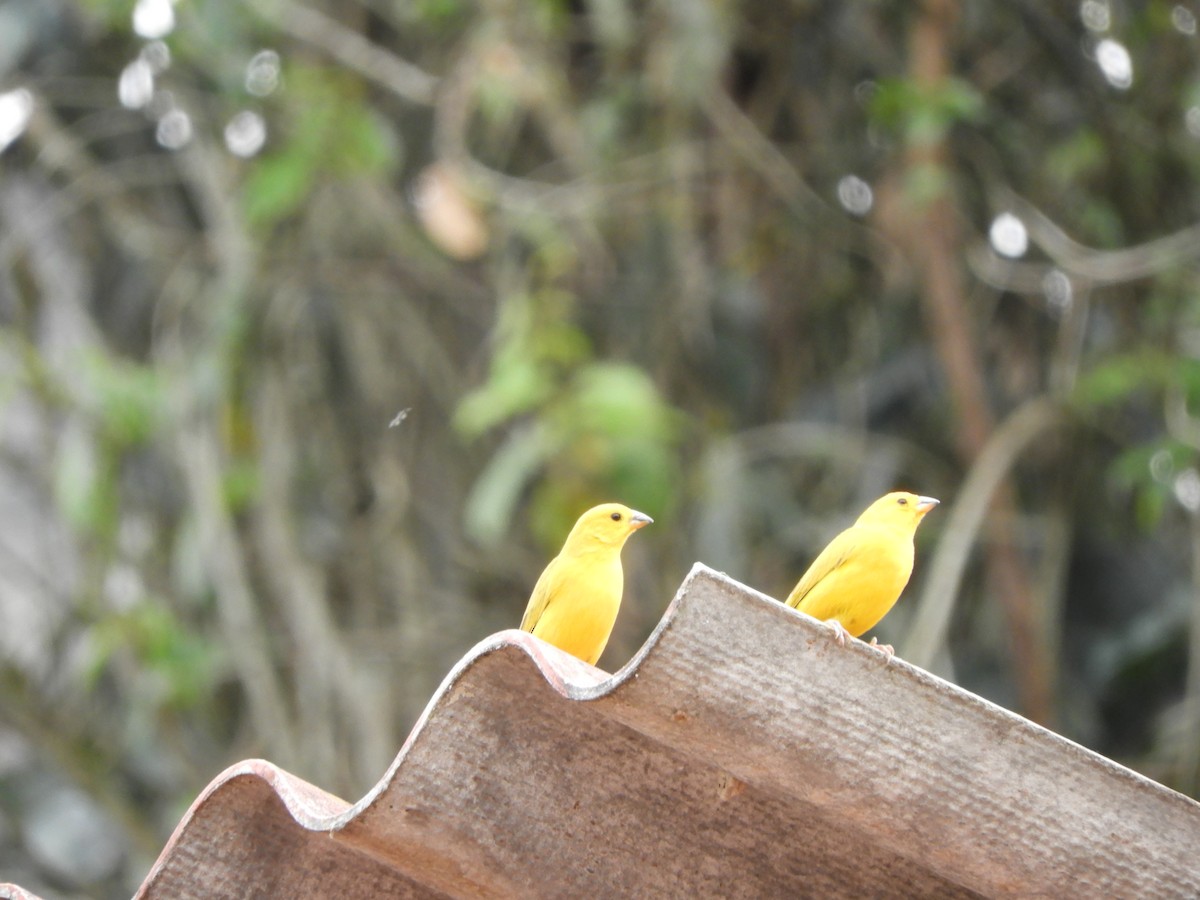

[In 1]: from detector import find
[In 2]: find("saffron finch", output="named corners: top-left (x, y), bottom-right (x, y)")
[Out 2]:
top-left (786, 491), bottom-right (939, 652)
top-left (519, 503), bottom-right (653, 665)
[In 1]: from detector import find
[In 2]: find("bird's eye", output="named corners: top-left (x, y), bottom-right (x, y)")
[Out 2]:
top-left (611, 512), bottom-right (622, 521)
top-left (897, 497), bottom-right (908, 506)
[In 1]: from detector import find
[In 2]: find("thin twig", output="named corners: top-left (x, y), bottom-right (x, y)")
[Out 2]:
top-left (1005, 191), bottom-right (1200, 284)
top-left (176, 426), bottom-right (298, 762)
top-left (0, 674), bottom-right (164, 858)
top-left (902, 397), bottom-right (1065, 668)
top-left (1165, 384), bottom-right (1200, 450)
top-left (1163, 384), bottom-right (1200, 790)
top-left (1178, 511), bottom-right (1200, 793)
top-left (1, 100), bottom-right (185, 265)
top-left (254, 373), bottom-right (396, 786)
top-left (246, 0), bottom-right (438, 105)
top-left (702, 86), bottom-right (825, 218)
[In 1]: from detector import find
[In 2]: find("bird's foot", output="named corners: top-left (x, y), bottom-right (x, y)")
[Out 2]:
top-left (869, 637), bottom-right (895, 661)
top-left (824, 619), bottom-right (850, 647)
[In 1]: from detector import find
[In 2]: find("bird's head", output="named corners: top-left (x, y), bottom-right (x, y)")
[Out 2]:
top-left (563, 502), bottom-right (653, 553)
top-left (856, 491), bottom-right (939, 532)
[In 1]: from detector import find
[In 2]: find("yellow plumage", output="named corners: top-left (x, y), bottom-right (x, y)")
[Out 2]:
top-left (786, 491), bottom-right (939, 645)
top-left (520, 503), bottom-right (652, 665)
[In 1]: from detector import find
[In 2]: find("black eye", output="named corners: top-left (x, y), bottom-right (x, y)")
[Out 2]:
top-left (897, 497), bottom-right (908, 506)
top-left (611, 512), bottom-right (622, 521)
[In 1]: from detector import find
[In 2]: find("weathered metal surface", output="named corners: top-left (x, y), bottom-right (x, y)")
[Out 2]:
top-left (8, 564), bottom-right (1200, 898)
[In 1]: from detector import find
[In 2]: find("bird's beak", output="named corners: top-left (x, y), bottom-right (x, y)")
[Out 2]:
top-left (916, 496), bottom-right (940, 514)
top-left (629, 511), bottom-right (653, 529)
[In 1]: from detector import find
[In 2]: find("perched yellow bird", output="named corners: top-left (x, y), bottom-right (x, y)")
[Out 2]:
top-left (786, 491), bottom-right (939, 651)
top-left (519, 503), bottom-right (653, 665)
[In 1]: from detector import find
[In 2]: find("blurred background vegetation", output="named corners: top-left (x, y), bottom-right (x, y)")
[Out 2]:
top-left (2, 0), bottom-right (1200, 894)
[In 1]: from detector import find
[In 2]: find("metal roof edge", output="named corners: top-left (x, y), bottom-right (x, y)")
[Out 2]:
top-left (11, 563), bottom-right (1200, 897)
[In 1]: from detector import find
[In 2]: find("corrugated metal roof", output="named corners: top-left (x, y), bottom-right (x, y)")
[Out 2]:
top-left (8, 564), bottom-right (1200, 897)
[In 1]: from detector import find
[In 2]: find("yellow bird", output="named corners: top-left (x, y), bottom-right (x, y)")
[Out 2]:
top-left (519, 503), bottom-right (653, 665)
top-left (786, 491), bottom-right (939, 652)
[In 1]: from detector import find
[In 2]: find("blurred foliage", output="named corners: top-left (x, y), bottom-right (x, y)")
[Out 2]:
top-left (870, 76), bottom-right (985, 143)
top-left (455, 284), bottom-right (685, 546)
top-left (3, 0), bottom-right (1200, 895)
top-left (244, 65), bottom-right (399, 228)
top-left (84, 600), bottom-right (218, 712)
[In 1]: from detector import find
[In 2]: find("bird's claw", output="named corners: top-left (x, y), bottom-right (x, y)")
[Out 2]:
top-left (825, 619), bottom-right (850, 647)
top-left (821, 621), bottom-right (893, 661)
top-left (869, 636), bottom-right (895, 661)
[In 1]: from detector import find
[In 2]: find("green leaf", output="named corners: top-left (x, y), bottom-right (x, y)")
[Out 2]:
top-left (1109, 440), bottom-right (1190, 487)
top-left (455, 355), bottom-right (554, 437)
top-left (1073, 352), bottom-right (1175, 409)
top-left (330, 107), bottom-right (397, 176)
top-left (243, 151), bottom-right (315, 228)
top-left (55, 424), bottom-right (110, 533)
top-left (454, 290), bottom-right (590, 437)
top-left (242, 66), bottom-right (399, 228)
top-left (869, 76), bottom-right (984, 144)
top-left (85, 602), bottom-right (218, 710)
top-left (222, 458), bottom-right (260, 513)
top-left (1046, 131), bottom-right (1106, 185)
top-left (75, 0), bottom-right (135, 28)
top-left (562, 361), bottom-right (683, 442)
top-left (462, 423), bottom-right (553, 546)
top-left (84, 353), bottom-right (166, 447)
top-left (414, 0), bottom-right (468, 22)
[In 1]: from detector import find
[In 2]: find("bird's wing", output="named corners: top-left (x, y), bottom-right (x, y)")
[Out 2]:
top-left (786, 530), bottom-right (859, 608)
top-left (520, 555), bottom-right (563, 632)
